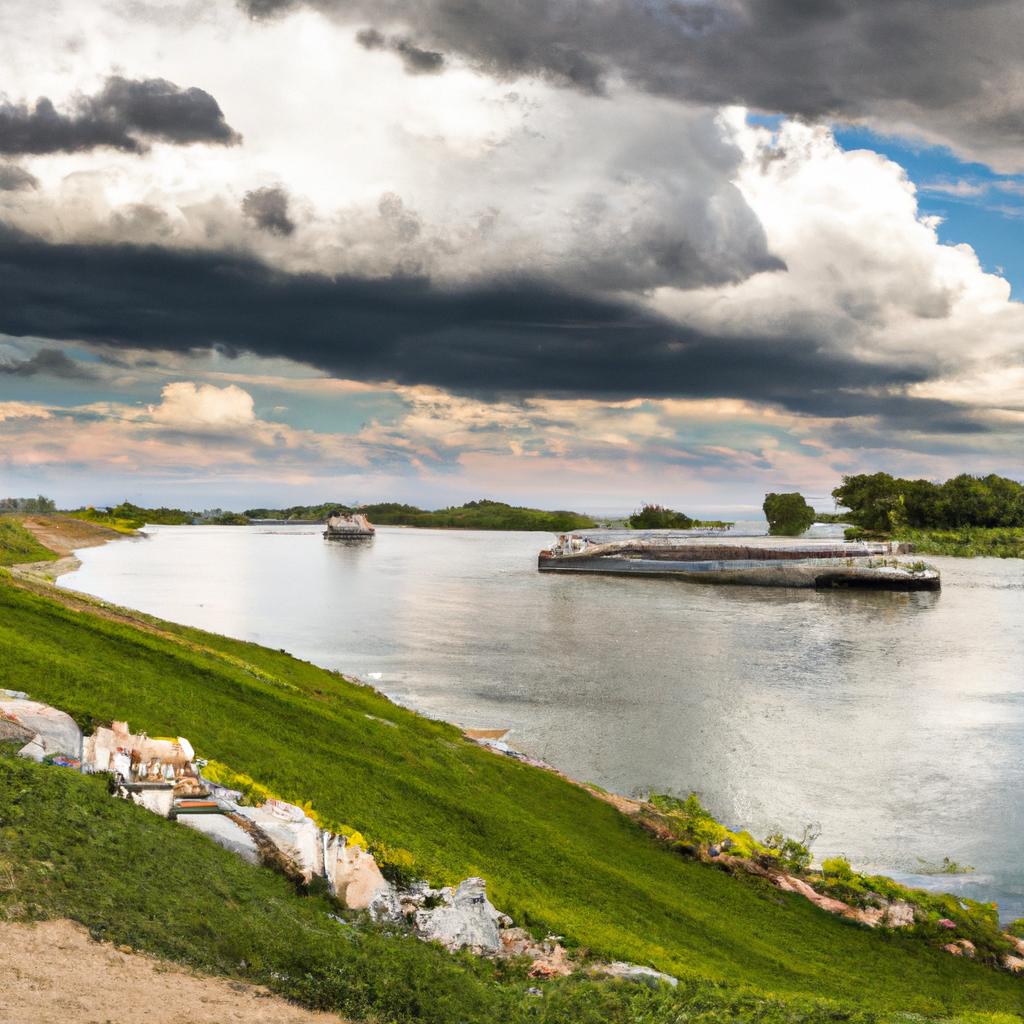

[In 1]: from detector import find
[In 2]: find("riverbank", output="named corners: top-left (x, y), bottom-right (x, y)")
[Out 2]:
top-left (2, 557), bottom-right (1024, 1019)
top-left (2, 513), bottom-right (131, 582)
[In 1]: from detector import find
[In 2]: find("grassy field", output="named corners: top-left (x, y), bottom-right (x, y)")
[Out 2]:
top-left (0, 517), bottom-right (60, 566)
top-left (897, 527), bottom-right (1024, 559)
top-left (1, 571), bottom-right (1022, 1019)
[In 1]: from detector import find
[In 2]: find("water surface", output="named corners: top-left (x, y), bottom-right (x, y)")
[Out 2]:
top-left (63, 525), bottom-right (1024, 919)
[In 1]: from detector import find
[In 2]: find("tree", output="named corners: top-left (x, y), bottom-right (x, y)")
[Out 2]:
top-left (628, 504), bottom-right (694, 529)
top-left (763, 492), bottom-right (815, 536)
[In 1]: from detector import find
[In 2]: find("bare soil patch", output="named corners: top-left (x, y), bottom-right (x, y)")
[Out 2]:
top-left (0, 919), bottom-right (347, 1024)
top-left (18, 515), bottom-right (125, 556)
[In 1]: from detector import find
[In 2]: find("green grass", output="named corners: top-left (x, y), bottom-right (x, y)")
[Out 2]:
top-left (0, 573), bottom-right (1022, 1018)
top-left (67, 508), bottom-right (143, 534)
top-left (0, 518), bottom-right (58, 566)
top-left (896, 528), bottom-right (1024, 559)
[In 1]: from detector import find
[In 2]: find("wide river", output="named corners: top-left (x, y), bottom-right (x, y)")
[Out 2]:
top-left (63, 524), bottom-right (1024, 920)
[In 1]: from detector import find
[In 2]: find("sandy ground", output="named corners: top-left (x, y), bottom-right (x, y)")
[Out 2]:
top-left (10, 514), bottom-right (132, 582)
top-left (18, 514), bottom-right (126, 557)
top-left (0, 919), bottom-right (348, 1024)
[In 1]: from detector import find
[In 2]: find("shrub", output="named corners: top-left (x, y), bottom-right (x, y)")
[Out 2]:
top-left (763, 493), bottom-right (815, 536)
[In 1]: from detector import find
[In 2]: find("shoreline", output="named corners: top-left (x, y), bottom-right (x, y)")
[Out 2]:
top-left (11, 518), bottom-right (1015, 926)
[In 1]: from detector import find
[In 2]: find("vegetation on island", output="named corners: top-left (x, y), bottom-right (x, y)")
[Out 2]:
top-left (247, 499), bottom-right (596, 532)
top-left (628, 503), bottom-right (694, 529)
top-left (763, 492), bottom-right (816, 536)
top-left (627, 504), bottom-right (732, 530)
top-left (2, 569), bottom-right (1024, 1021)
top-left (831, 473), bottom-right (1024, 556)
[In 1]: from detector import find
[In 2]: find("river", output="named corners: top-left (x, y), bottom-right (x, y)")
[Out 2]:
top-left (62, 524), bottom-right (1024, 920)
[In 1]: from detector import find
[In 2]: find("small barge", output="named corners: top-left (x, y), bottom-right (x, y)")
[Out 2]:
top-left (538, 533), bottom-right (940, 591)
top-left (323, 511), bottom-right (375, 540)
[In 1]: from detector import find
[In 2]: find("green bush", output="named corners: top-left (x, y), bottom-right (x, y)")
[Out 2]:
top-left (763, 493), bottom-right (816, 536)
top-left (628, 504), bottom-right (695, 529)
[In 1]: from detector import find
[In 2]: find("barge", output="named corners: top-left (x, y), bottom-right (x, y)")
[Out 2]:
top-left (538, 533), bottom-right (940, 591)
top-left (323, 511), bottom-right (375, 540)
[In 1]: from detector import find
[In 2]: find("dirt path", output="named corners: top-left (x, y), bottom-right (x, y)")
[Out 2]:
top-left (18, 515), bottom-right (126, 557)
top-left (0, 919), bottom-right (348, 1024)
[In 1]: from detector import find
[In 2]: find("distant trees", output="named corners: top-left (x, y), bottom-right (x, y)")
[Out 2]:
top-left (763, 492), bottom-right (815, 536)
top-left (628, 504), bottom-right (694, 529)
top-left (832, 473), bottom-right (1024, 531)
top-left (0, 495), bottom-right (56, 513)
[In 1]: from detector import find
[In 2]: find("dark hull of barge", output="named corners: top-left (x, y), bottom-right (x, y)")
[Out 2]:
top-left (537, 555), bottom-right (940, 591)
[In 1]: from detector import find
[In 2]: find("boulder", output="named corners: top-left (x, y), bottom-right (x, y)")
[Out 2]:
top-left (883, 900), bottom-right (916, 928)
top-left (414, 877), bottom-right (508, 953)
top-left (499, 927), bottom-right (573, 977)
top-left (1, 700), bottom-right (82, 760)
top-left (179, 813), bottom-right (261, 864)
top-left (235, 799), bottom-right (323, 882)
top-left (595, 962), bottom-right (678, 989)
top-left (325, 834), bottom-right (391, 910)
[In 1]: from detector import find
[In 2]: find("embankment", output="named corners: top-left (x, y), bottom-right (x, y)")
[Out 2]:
top-left (1, 566), bottom-right (1023, 1020)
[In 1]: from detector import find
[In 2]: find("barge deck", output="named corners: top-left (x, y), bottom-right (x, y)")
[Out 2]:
top-left (538, 533), bottom-right (940, 591)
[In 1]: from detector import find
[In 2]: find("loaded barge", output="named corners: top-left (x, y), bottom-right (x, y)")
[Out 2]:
top-left (538, 532), bottom-right (940, 591)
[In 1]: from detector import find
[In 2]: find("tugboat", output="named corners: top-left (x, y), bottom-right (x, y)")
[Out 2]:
top-left (323, 510), bottom-right (375, 540)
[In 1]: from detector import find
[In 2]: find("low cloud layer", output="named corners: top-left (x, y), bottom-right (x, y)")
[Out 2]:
top-left (0, 223), bottom-right (981, 435)
top-left (240, 0), bottom-right (1024, 170)
top-left (0, 76), bottom-right (241, 155)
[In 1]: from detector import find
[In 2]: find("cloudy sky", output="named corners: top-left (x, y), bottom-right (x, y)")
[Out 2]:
top-left (2, 0), bottom-right (1024, 513)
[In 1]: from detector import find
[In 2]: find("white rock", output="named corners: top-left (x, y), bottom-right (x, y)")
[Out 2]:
top-left (324, 834), bottom-right (391, 910)
top-left (884, 900), bottom-right (916, 928)
top-left (179, 814), bottom-right (261, 864)
top-left (597, 961), bottom-right (678, 988)
top-left (235, 799), bottom-right (323, 882)
top-left (414, 877), bottom-right (505, 953)
top-left (1, 700), bottom-right (82, 759)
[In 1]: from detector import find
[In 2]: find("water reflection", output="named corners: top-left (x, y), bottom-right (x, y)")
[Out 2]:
top-left (63, 525), bottom-right (1024, 919)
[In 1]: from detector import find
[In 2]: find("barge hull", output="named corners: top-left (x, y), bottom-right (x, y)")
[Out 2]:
top-left (537, 557), bottom-right (940, 591)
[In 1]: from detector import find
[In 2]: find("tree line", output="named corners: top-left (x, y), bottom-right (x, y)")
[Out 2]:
top-left (832, 472), bottom-right (1024, 532)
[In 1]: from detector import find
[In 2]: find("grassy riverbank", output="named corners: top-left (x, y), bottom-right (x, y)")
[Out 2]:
top-left (896, 527), bottom-right (1024, 559)
top-left (0, 518), bottom-right (60, 566)
top-left (2, 569), bottom-right (1023, 1019)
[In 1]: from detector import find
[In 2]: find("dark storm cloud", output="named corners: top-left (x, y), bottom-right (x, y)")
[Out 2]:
top-left (0, 225), bottom-right (978, 433)
top-left (242, 186), bottom-right (296, 236)
top-left (0, 347), bottom-right (96, 379)
top-left (0, 163), bottom-right (37, 190)
top-left (239, 0), bottom-right (1024, 166)
top-left (0, 76), bottom-right (241, 155)
top-left (356, 28), bottom-right (445, 75)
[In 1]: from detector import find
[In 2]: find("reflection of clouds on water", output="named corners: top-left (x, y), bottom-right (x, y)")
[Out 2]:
top-left (62, 525), bottom-right (1024, 921)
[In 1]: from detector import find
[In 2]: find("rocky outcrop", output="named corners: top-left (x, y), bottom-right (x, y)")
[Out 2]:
top-left (413, 878), bottom-right (511, 954)
top-left (594, 962), bottom-right (678, 989)
top-left (325, 834), bottom-right (391, 909)
top-left (0, 699), bottom-right (82, 762)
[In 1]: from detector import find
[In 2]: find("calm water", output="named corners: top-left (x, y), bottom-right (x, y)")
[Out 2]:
top-left (63, 525), bottom-right (1024, 919)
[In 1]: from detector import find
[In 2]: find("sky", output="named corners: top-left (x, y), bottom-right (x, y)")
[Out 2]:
top-left (2, 0), bottom-right (1024, 514)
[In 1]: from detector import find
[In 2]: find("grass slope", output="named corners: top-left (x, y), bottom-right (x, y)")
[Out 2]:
top-left (7, 755), bottom-right (939, 1024)
top-left (0, 518), bottom-right (58, 566)
top-left (0, 573), bottom-right (1022, 1017)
